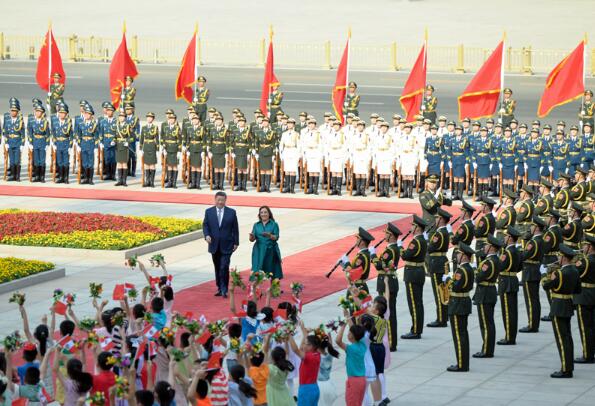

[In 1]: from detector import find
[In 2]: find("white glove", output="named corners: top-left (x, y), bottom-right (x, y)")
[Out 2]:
top-left (231, 153), bottom-right (236, 159)
top-left (163, 150), bottom-right (167, 156)
top-left (68, 148), bottom-right (73, 155)
top-left (28, 145), bottom-right (33, 151)
top-left (19, 146), bottom-right (23, 152)
top-left (565, 167), bottom-right (569, 174)
top-left (423, 232), bottom-right (429, 240)
top-left (45, 145), bottom-right (49, 151)
top-left (255, 154), bottom-right (259, 160)
top-left (251, 149), bottom-right (256, 155)
top-left (473, 162), bottom-right (477, 169)
top-left (182, 146), bottom-right (187, 153)
top-left (123, 142), bottom-right (128, 147)
top-left (420, 104), bottom-right (426, 111)
top-left (138, 150), bottom-right (143, 157)
top-left (549, 166), bottom-right (553, 172)
top-left (99, 144), bottom-right (104, 150)
top-left (464, 163), bottom-right (469, 170)
top-left (77, 146), bottom-right (81, 153)
top-left (201, 152), bottom-right (205, 159)
top-left (514, 165), bottom-right (518, 171)
top-left (492, 210), bottom-right (498, 217)
top-left (448, 161), bottom-right (452, 167)
top-left (434, 190), bottom-right (440, 198)
top-left (397, 240), bottom-right (403, 248)
top-left (524, 163), bottom-right (528, 170)
top-left (446, 224), bottom-right (453, 233)
top-left (52, 144), bottom-right (56, 151)
top-left (186, 151), bottom-right (190, 157)
top-left (442, 275), bottom-right (449, 282)
top-left (110, 141), bottom-right (115, 146)
top-left (177, 152), bottom-right (181, 159)
top-left (369, 246), bottom-right (376, 256)
top-left (340, 255), bottom-right (349, 265)
top-left (499, 163), bottom-right (503, 170)
top-left (539, 166), bottom-right (543, 172)
top-left (208, 152), bottom-right (213, 159)
top-left (516, 243), bottom-right (522, 248)
top-left (539, 265), bottom-right (548, 275)
top-left (489, 164), bottom-right (493, 171)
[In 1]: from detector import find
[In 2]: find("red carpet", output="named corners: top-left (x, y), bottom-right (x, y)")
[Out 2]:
top-left (0, 185), bottom-right (434, 214)
top-left (173, 216), bottom-right (418, 321)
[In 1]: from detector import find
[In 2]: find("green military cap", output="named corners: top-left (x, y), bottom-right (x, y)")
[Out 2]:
top-left (530, 128), bottom-right (539, 134)
top-left (510, 119), bottom-right (518, 125)
top-left (519, 123), bottom-right (527, 129)
top-left (253, 108), bottom-right (262, 114)
top-left (532, 120), bottom-right (541, 126)
top-left (547, 208), bottom-right (562, 220)
top-left (427, 175), bottom-right (440, 183)
top-left (480, 195), bottom-right (496, 207)
top-left (31, 98), bottom-right (43, 106)
top-left (165, 108), bottom-right (175, 115)
top-left (275, 111), bottom-right (284, 117)
top-left (455, 125), bottom-right (462, 130)
top-left (186, 105), bottom-right (195, 111)
top-left (125, 75), bottom-right (134, 81)
top-left (237, 116), bottom-right (246, 122)
top-left (532, 215), bottom-right (547, 229)
top-left (79, 99), bottom-right (88, 107)
top-left (507, 226), bottom-right (521, 238)
top-left (558, 172), bottom-right (571, 181)
top-left (458, 242), bottom-right (475, 257)
top-left (404, 123), bottom-right (413, 129)
top-left (504, 189), bottom-right (518, 200)
top-left (462, 117), bottom-right (471, 123)
top-left (585, 90), bottom-right (593, 96)
top-left (34, 105), bottom-right (45, 113)
top-left (438, 115), bottom-right (447, 122)
top-left (584, 122), bottom-right (592, 128)
top-left (426, 84), bottom-right (435, 91)
top-left (541, 178), bottom-right (554, 189)
top-left (357, 226), bottom-right (375, 242)
top-left (386, 222), bottom-right (402, 237)
top-left (437, 208), bottom-right (452, 220)
top-left (197, 76), bottom-right (207, 82)
top-left (190, 114), bottom-right (199, 120)
top-left (52, 72), bottom-right (62, 79)
top-left (415, 114), bottom-right (424, 121)
top-left (583, 234), bottom-right (595, 246)
top-left (461, 200), bottom-right (476, 213)
top-left (495, 123), bottom-right (503, 128)
top-left (520, 185), bottom-right (533, 196)
top-left (215, 115), bottom-right (224, 121)
top-left (555, 129), bottom-right (564, 135)
top-left (124, 102), bottom-right (135, 109)
top-left (370, 113), bottom-right (380, 119)
top-left (559, 243), bottom-right (577, 258)
top-left (486, 118), bottom-right (495, 124)
top-left (557, 120), bottom-right (566, 126)
top-left (577, 167), bottom-right (588, 176)
top-left (480, 126), bottom-right (488, 131)
top-left (570, 125), bottom-right (579, 131)
top-left (544, 124), bottom-right (552, 130)
top-left (349, 81), bottom-right (357, 88)
top-left (287, 118), bottom-right (296, 124)
top-left (448, 120), bottom-right (456, 126)
top-left (206, 107), bottom-right (216, 113)
top-left (299, 111), bottom-right (307, 117)
top-left (472, 121), bottom-right (481, 126)
top-left (170, 113), bottom-right (177, 119)
top-left (488, 234), bottom-right (505, 248)
top-left (503, 88), bottom-right (512, 94)
top-left (412, 214), bottom-right (429, 229)
top-left (423, 119), bottom-right (432, 125)
top-left (570, 201), bottom-right (585, 214)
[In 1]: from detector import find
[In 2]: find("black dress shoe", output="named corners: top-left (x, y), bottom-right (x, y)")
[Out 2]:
top-left (550, 370), bottom-right (573, 378)
top-left (426, 321), bottom-right (447, 328)
top-left (389, 347), bottom-right (397, 353)
top-left (214, 291), bottom-right (222, 297)
top-left (574, 357), bottom-right (595, 364)
top-left (519, 326), bottom-right (539, 333)
top-left (541, 315), bottom-right (552, 322)
top-left (472, 352), bottom-right (494, 358)
top-left (446, 365), bottom-right (469, 372)
top-left (497, 339), bottom-right (516, 345)
top-left (401, 332), bottom-right (421, 340)
top-left (222, 293), bottom-right (228, 298)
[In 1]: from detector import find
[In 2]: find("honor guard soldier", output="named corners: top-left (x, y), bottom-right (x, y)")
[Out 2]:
top-left (574, 235), bottom-right (595, 364)
top-left (515, 123), bottom-right (528, 191)
top-left (161, 113), bottom-right (182, 189)
top-left (535, 178), bottom-right (555, 216)
top-left (473, 234), bottom-right (504, 359)
top-left (296, 112), bottom-right (308, 134)
top-left (516, 186), bottom-right (535, 240)
top-left (498, 88), bottom-right (516, 128)
top-left (401, 215), bottom-right (429, 340)
top-left (77, 104), bottom-right (99, 185)
top-left (580, 90), bottom-right (594, 130)
top-left (193, 76), bottom-right (209, 124)
top-left (519, 215), bottom-right (547, 333)
top-left (540, 124), bottom-right (554, 180)
top-left (208, 115), bottom-right (228, 190)
top-left (427, 208), bottom-right (453, 328)
top-left (268, 84), bottom-right (283, 123)
top-left (52, 103), bottom-right (73, 183)
top-left (124, 102), bottom-right (140, 177)
top-left (185, 114), bottom-right (206, 190)
top-left (551, 130), bottom-right (569, 179)
top-left (541, 244), bottom-right (581, 378)
top-left (339, 227), bottom-right (374, 294)
top-left (161, 109), bottom-right (176, 189)
top-left (326, 119), bottom-right (347, 196)
top-left (27, 105), bottom-right (50, 182)
top-left (47, 73), bottom-right (65, 115)
top-left (475, 196), bottom-right (497, 253)
top-left (542, 209), bottom-right (564, 322)
top-left (398, 123), bottom-right (419, 199)
top-left (3, 98), bottom-right (25, 181)
top-left (99, 103), bottom-right (117, 180)
top-left (254, 116), bottom-right (276, 192)
top-left (498, 127), bottom-right (516, 193)
top-left (581, 194), bottom-right (595, 237)
top-left (562, 202), bottom-right (584, 249)
top-left (421, 84), bottom-right (438, 124)
top-left (582, 122), bottom-right (594, 170)
top-left (114, 111), bottom-right (133, 187)
top-left (279, 118), bottom-right (301, 194)
top-left (424, 124), bottom-right (444, 179)
top-left (495, 189), bottom-right (517, 238)
top-left (570, 167), bottom-right (589, 204)
top-left (489, 124), bottom-right (503, 196)
top-left (451, 200), bottom-right (476, 270)
top-left (371, 222), bottom-right (402, 352)
top-left (497, 225), bottom-right (522, 345)
top-left (373, 121), bottom-right (393, 197)
top-left (345, 82), bottom-right (360, 118)
top-left (471, 126), bottom-right (492, 198)
top-left (140, 112), bottom-right (160, 188)
top-left (524, 129), bottom-right (543, 193)
top-left (73, 100), bottom-right (87, 155)
top-left (444, 242), bottom-right (475, 372)
top-left (567, 125), bottom-right (584, 176)
top-left (122, 75), bottom-right (136, 104)
top-left (554, 173), bottom-right (572, 218)
top-left (230, 116), bottom-right (252, 192)
top-left (301, 118), bottom-right (324, 195)
top-left (419, 175), bottom-right (452, 233)
top-left (447, 125), bottom-right (469, 201)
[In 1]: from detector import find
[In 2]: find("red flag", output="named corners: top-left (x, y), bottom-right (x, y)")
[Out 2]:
top-left (207, 351), bottom-right (223, 370)
top-left (273, 308), bottom-right (287, 321)
top-left (458, 40), bottom-right (504, 120)
top-left (175, 28), bottom-right (198, 104)
top-left (109, 29), bottom-right (138, 110)
top-left (197, 330), bottom-right (212, 345)
top-left (36, 27), bottom-right (66, 92)
top-left (332, 37), bottom-right (350, 125)
top-left (259, 40), bottom-right (279, 117)
top-left (537, 41), bottom-right (585, 117)
top-left (112, 284), bottom-right (125, 301)
top-left (399, 41), bottom-right (427, 122)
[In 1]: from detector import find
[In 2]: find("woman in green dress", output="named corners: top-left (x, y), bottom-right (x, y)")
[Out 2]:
top-left (249, 206), bottom-right (283, 279)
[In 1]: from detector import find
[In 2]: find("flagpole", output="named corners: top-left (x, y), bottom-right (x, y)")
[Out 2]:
top-left (499, 32), bottom-right (506, 124)
top-left (120, 20), bottom-right (126, 113)
top-left (580, 33), bottom-right (588, 132)
top-left (47, 21), bottom-right (52, 114)
top-left (344, 27), bottom-right (351, 124)
top-left (194, 22), bottom-right (199, 102)
top-left (267, 25), bottom-right (273, 119)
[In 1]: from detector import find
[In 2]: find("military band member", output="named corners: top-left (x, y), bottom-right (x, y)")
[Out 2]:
top-left (374, 121), bottom-right (393, 197)
top-left (99, 103), bottom-right (117, 181)
top-left (447, 125), bottom-right (469, 201)
top-left (208, 115), bottom-right (228, 190)
top-left (495, 189), bottom-right (517, 238)
top-left (48, 72), bottom-right (65, 115)
top-left (474, 196), bottom-right (497, 253)
top-left (139, 112), bottom-right (159, 188)
top-left (542, 244), bottom-right (581, 378)
top-left (185, 115), bottom-right (205, 190)
top-left (339, 227), bottom-right (374, 294)
top-left (77, 104), bottom-right (99, 185)
top-left (473, 234), bottom-right (503, 358)
top-left (497, 225), bottom-right (522, 345)
top-left (498, 88), bottom-right (516, 128)
top-left (27, 105), bottom-right (50, 182)
top-left (114, 111), bottom-right (133, 187)
top-left (301, 118), bottom-right (323, 195)
top-left (326, 119), bottom-right (347, 196)
top-left (371, 222), bottom-right (402, 352)
top-left (554, 173), bottom-right (572, 218)
top-left (515, 186), bottom-right (535, 240)
top-left (562, 202), bottom-right (584, 248)
top-left (582, 194), bottom-right (595, 237)
top-left (230, 116), bottom-right (252, 192)
top-left (345, 81), bottom-right (360, 118)
top-left (268, 84), bottom-right (283, 123)
top-left (52, 103), bottom-right (73, 183)
top-left (122, 75), bottom-right (136, 105)
top-left (421, 85), bottom-right (438, 125)
top-left (536, 179), bottom-right (555, 216)
top-left (574, 235), bottom-right (595, 364)
top-left (161, 113), bottom-right (182, 188)
top-left (427, 208), bottom-right (452, 328)
top-left (444, 242), bottom-right (475, 372)
top-left (398, 123), bottom-right (418, 199)
top-left (471, 127), bottom-right (492, 198)
top-left (401, 215), bottom-right (429, 339)
top-left (254, 116), bottom-right (276, 192)
top-left (519, 215), bottom-right (546, 333)
top-left (124, 103), bottom-right (140, 177)
top-left (451, 200), bottom-right (476, 270)
top-left (542, 209), bottom-right (564, 322)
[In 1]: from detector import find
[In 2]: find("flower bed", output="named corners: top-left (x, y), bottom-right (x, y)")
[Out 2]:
top-left (0, 257), bottom-right (55, 283)
top-left (0, 210), bottom-right (201, 250)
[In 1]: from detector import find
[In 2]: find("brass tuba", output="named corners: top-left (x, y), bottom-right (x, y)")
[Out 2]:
top-left (438, 277), bottom-right (453, 305)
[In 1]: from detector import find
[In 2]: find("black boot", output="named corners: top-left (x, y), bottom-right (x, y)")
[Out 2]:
top-left (266, 174), bottom-right (272, 192)
top-left (408, 180), bottom-right (414, 198)
top-left (187, 171), bottom-right (194, 189)
top-left (352, 178), bottom-right (361, 196)
top-left (7, 165), bottom-right (15, 181)
top-left (15, 165), bottom-right (21, 182)
top-left (122, 168), bottom-right (128, 186)
top-left (88, 168), bottom-right (94, 185)
top-left (312, 176), bottom-right (319, 195)
top-left (384, 178), bottom-right (390, 197)
top-left (336, 177), bottom-right (342, 196)
top-left (115, 168), bottom-right (123, 186)
top-left (40, 166), bottom-right (46, 183)
top-left (171, 170), bottom-right (178, 188)
top-left (290, 175), bottom-right (296, 193)
top-left (361, 178), bottom-right (367, 197)
top-left (281, 175), bottom-right (288, 193)
top-left (218, 172), bottom-right (224, 190)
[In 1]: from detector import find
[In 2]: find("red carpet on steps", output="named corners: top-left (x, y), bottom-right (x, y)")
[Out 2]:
top-left (0, 184), bottom-right (437, 214)
top-left (173, 216), bottom-right (418, 321)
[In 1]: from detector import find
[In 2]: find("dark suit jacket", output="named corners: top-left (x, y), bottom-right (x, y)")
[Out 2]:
top-left (202, 206), bottom-right (239, 255)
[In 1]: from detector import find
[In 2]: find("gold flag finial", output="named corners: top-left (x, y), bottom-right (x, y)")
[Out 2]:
top-left (348, 26), bottom-right (352, 39)
top-left (585, 32), bottom-right (588, 45)
top-left (503, 31), bottom-right (507, 42)
top-left (424, 27), bottom-right (428, 42)
top-left (269, 25), bottom-right (274, 41)
top-left (195, 22), bottom-right (199, 35)
top-left (123, 20), bottom-right (126, 33)
top-left (48, 20), bottom-right (52, 30)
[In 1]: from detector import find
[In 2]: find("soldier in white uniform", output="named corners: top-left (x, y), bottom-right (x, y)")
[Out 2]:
top-left (351, 120), bottom-right (371, 196)
top-left (373, 121), bottom-right (394, 197)
top-left (280, 118), bottom-right (301, 194)
top-left (437, 116), bottom-right (449, 137)
top-left (326, 119), bottom-right (347, 195)
top-left (398, 123), bottom-right (418, 198)
top-left (366, 113), bottom-right (381, 191)
top-left (414, 118), bottom-right (431, 191)
top-left (301, 118), bottom-right (323, 194)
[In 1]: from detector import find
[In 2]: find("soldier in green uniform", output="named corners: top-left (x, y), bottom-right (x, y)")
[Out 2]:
top-left (401, 215), bottom-right (429, 340)
top-left (295, 112), bottom-right (308, 133)
top-left (541, 209), bottom-right (564, 322)
top-left (495, 189), bottom-right (517, 238)
top-left (340, 227), bottom-right (374, 295)
top-left (371, 222), bottom-right (401, 352)
top-left (542, 244), bottom-right (581, 378)
top-left (208, 114), bottom-right (228, 190)
top-left (47, 73), bottom-right (65, 115)
top-left (160, 109), bottom-right (175, 185)
top-left (516, 186), bottom-right (536, 242)
top-left (139, 112), bottom-right (159, 188)
top-left (230, 116), bottom-right (252, 192)
top-left (570, 167), bottom-right (589, 204)
top-left (498, 88), bottom-right (516, 129)
top-left (474, 196), bottom-right (497, 253)
top-left (122, 75), bottom-right (136, 104)
top-left (473, 234), bottom-right (503, 359)
top-left (114, 111), bottom-right (133, 187)
top-left (186, 114), bottom-right (206, 189)
top-left (345, 81), bottom-right (360, 118)
top-left (427, 208), bottom-right (453, 328)
top-left (162, 113), bottom-right (182, 188)
top-left (418, 175), bottom-right (452, 233)
top-left (421, 84), bottom-right (438, 125)
top-left (573, 235), bottom-right (595, 364)
top-left (193, 76), bottom-right (210, 124)
top-left (445, 242), bottom-right (475, 372)
top-left (268, 84), bottom-right (283, 123)
top-left (451, 200), bottom-right (476, 271)
top-left (554, 173), bottom-right (572, 218)
top-left (519, 215), bottom-right (547, 333)
top-left (582, 194), bottom-right (595, 237)
top-left (579, 90), bottom-right (594, 130)
top-left (254, 116), bottom-right (276, 192)
top-left (535, 179), bottom-right (555, 216)
top-left (562, 202), bottom-right (584, 248)
top-left (497, 226), bottom-right (522, 345)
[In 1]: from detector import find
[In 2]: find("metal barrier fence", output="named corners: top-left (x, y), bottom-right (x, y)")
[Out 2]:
top-left (0, 33), bottom-right (593, 75)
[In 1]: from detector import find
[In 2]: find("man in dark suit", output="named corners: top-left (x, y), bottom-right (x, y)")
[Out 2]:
top-left (202, 191), bottom-right (239, 298)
